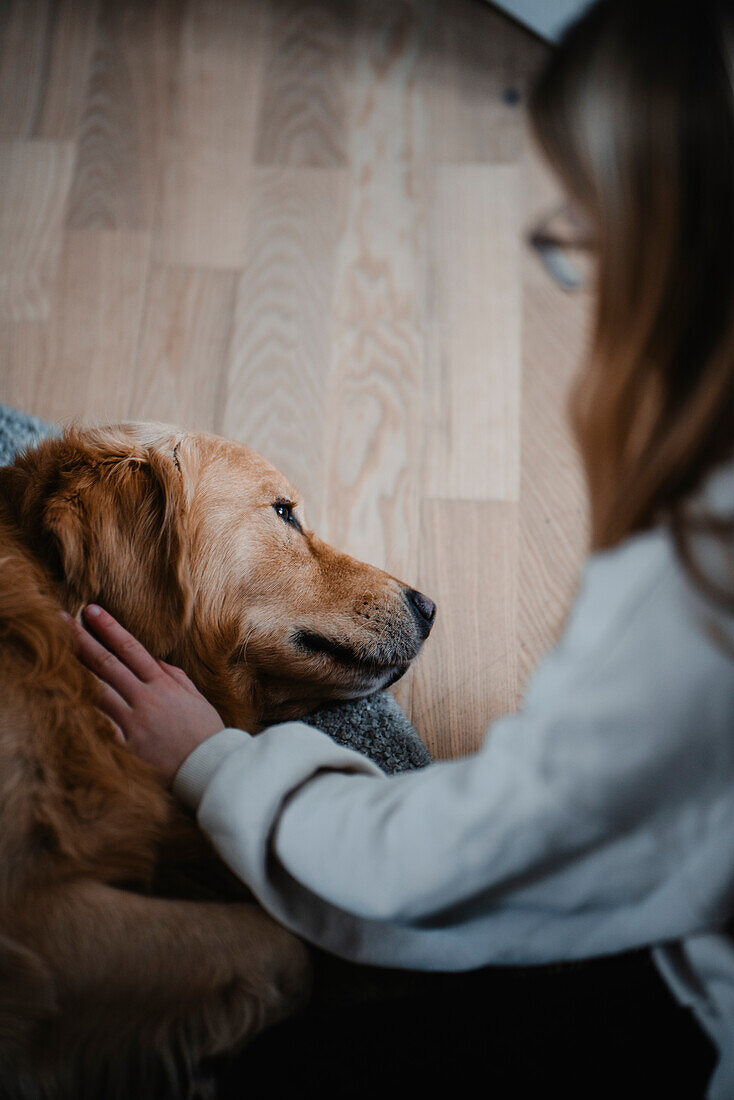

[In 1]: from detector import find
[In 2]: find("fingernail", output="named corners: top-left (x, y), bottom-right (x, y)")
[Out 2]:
top-left (59, 610), bottom-right (71, 620)
top-left (85, 604), bottom-right (102, 617)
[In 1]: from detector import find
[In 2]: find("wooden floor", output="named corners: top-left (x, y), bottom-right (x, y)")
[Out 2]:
top-left (0, 0), bottom-right (592, 758)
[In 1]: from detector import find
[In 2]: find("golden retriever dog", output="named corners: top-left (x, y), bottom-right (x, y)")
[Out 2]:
top-left (0, 422), bottom-right (436, 1100)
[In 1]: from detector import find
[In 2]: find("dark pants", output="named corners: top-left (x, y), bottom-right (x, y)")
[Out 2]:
top-left (214, 948), bottom-right (717, 1098)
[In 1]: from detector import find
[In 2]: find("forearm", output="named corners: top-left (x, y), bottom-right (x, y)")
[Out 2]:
top-left (172, 716), bottom-right (681, 971)
top-left (171, 537), bottom-right (733, 969)
top-left (174, 722), bottom-right (500, 969)
top-left (174, 704), bottom-right (721, 972)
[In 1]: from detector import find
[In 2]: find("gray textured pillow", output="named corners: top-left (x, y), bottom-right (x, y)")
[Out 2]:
top-left (0, 404), bottom-right (431, 775)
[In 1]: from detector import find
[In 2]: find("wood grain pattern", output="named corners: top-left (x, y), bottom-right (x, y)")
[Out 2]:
top-left (0, 138), bottom-right (74, 321)
top-left (131, 264), bottom-right (237, 428)
top-left (65, 0), bottom-right (178, 231)
top-left (320, 0), bottom-right (431, 575)
top-left (155, 146), bottom-right (257, 270)
top-left (415, 499), bottom-right (519, 759)
top-left (317, 0), bottom-right (436, 720)
top-left (517, 279), bottom-right (590, 687)
top-left (425, 163), bottom-right (521, 501)
top-left (0, 0), bottom-right (51, 138)
top-left (43, 229), bottom-right (151, 421)
top-left (424, 0), bottom-right (545, 164)
top-left (0, 320), bottom-right (48, 416)
top-left (0, 0), bottom-right (594, 758)
top-left (35, 0), bottom-right (100, 140)
top-left (155, 0), bottom-right (266, 267)
top-left (254, 0), bottom-right (354, 167)
top-left (221, 166), bottom-right (345, 521)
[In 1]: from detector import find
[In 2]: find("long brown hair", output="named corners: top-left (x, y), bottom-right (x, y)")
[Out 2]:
top-left (528, 0), bottom-right (734, 611)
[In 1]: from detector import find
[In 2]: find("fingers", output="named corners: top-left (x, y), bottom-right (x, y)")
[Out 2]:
top-left (81, 605), bottom-right (163, 684)
top-left (62, 606), bottom-right (198, 712)
top-left (110, 723), bottom-right (126, 745)
top-left (158, 661), bottom-right (198, 693)
top-left (61, 613), bottom-right (134, 737)
top-left (63, 610), bottom-right (146, 705)
top-left (92, 677), bottom-right (133, 737)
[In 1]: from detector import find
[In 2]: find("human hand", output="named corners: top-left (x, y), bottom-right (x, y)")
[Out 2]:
top-left (64, 605), bottom-right (225, 786)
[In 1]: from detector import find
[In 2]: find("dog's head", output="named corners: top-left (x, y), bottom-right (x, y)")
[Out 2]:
top-left (0, 424), bottom-right (435, 729)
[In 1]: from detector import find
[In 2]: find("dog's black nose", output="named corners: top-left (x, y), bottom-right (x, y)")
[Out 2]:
top-left (406, 588), bottom-right (436, 636)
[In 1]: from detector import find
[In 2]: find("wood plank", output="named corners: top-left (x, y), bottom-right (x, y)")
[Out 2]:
top-left (413, 499), bottom-right (519, 759)
top-left (0, 321), bottom-right (48, 418)
top-left (42, 229), bottom-right (151, 422)
top-left (517, 136), bottom-right (592, 689)
top-left (130, 264), bottom-right (237, 430)
top-left (35, 0), bottom-right (101, 140)
top-left (320, 0), bottom-right (433, 572)
top-left (154, 0), bottom-right (266, 268)
top-left (220, 166), bottom-right (344, 523)
top-left (424, 163), bottom-right (522, 501)
top-left (424, 0), bottom-right (546, 164)
top-left (253, 0), bottom-right (354, 167)
top-left (168, 0), bottom-right (265, 151)
top-left (65, 0), bottom-right (179, 231)
top-left (0, 139), bottom-right (74, 322)
top-left (517, 277), bottom-right (591, 688)
top-left (318, 0), bottom-right (437, 720)
top-left (0, 0), bottom-right (51, 137)
top-left (155, 146), bottom-right (256, 271)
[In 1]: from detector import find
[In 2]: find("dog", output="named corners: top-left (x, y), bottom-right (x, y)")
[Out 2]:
top-left (0, 421), bottom-right (436, 1099)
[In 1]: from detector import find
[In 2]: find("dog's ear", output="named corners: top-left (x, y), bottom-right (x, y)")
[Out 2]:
top-left (39, 426), bottom-right (194, 657)
top-left (0, 463), bottom-right (32, 529)
top-left (43, 479), bottom-right (99, 597)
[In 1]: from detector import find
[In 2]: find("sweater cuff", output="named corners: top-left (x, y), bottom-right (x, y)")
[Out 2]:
top-left (173, 728), bottom-right (253, 811)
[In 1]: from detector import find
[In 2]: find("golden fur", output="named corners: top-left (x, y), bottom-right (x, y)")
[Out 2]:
top-left (0, 422), bottom-right (434, 1099)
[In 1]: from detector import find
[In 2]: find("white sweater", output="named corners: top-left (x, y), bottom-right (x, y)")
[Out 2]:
top-left (175, 460), bottom-right (734, 1099)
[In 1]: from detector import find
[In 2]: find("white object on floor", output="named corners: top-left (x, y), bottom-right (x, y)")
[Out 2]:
top-left (490, 0), bottom-right (595, 43)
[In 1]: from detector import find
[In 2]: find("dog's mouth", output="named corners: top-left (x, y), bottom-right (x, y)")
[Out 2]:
top-left (292, 629), bottom-right (414, 681)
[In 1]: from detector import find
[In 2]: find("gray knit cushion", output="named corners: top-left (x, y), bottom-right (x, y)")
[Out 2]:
top-left (0, 404), bottom-right (57, 465)
top-left (307, 691), bottom-right (431, 772)
top-left (0, 404), bottom-right (431, 774)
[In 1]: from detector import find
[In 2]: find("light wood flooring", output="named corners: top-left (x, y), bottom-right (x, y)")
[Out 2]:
top-left (0, 0), bottom-right (593, 757)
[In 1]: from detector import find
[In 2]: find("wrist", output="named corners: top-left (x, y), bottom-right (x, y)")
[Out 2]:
top-left (172, 728), bottom-right (254, 810)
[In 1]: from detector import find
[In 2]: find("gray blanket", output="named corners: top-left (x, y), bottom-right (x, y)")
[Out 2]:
top-left (0, 404), bottom-right (431, 774)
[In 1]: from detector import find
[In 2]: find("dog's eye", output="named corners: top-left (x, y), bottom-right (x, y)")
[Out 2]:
top-left (272, 499), bottom-right (303, 533)
top-left (273, 500), bottom-right (297, 527)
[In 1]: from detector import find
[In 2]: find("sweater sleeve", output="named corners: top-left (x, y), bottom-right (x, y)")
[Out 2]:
top-left (173, 530), bottom-right (734, 970)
